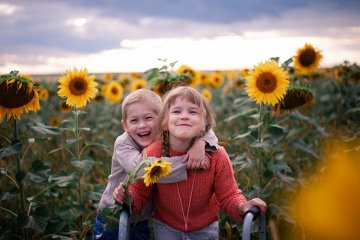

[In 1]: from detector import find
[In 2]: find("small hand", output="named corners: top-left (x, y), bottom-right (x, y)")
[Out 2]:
top-left (238, 198), bottom-right (267, 216)
top-left (112, 183), bottom-right (126, 204)
top-left (184, 140), bottom-right (210, 170)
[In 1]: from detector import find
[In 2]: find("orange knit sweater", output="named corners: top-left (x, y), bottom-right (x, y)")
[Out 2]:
top-left (129, 141), bottom-right (247, 232)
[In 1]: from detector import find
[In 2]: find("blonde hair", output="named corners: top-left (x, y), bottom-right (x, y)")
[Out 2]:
top-left (159, 86), bottom-right (216, 156)
top-left (121, 89), bottom-right (162, 121)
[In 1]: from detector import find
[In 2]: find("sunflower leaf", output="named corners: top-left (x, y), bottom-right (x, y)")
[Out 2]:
top-left (48, 147), bottom-right (64, 155)
top-left (234, 131), bottom-right (252, 139)
top-left (248, 122), bottom-right (263, 130)
top-left (71, 158), bottom-right (95, 173)
top-left (84, 141), bottom-right (110, 149)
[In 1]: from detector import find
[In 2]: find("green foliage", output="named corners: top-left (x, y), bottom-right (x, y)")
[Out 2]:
top-left (1, 61), bottom-right (360, 239)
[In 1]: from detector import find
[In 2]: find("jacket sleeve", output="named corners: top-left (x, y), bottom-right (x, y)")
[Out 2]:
top-left (213, 147), bottom-right (247, 222)
top-left (199, 129), bottom-right (219, 152)
top-left (113, 134), bottom-right (144, 173)
top-left (128, 180), bottom-right (153, 213)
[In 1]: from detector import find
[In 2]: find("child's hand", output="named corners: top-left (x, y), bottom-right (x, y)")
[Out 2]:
top-left (112, 183), bottom-right (127, 204)
top-left (183, 139), bottom-right (210, 170)
top-left (237, 198), bottom-right (267, 216)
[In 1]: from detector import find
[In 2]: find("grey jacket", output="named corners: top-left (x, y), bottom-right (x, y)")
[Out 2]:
top-left (97, 130), bottom-right (218, 222)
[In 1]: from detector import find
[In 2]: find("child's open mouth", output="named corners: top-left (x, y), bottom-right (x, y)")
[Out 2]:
top-left (138, 131), bottom-right (151, 138)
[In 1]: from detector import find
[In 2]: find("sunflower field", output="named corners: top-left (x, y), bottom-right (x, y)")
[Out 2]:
top-left (1, 44), bottom-right (360, 240)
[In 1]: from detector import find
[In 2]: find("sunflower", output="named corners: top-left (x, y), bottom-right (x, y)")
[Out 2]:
top-left (48, 116), bottom-right (61, 127)
top-left (102, 73), bottom-right (113, 82)
top-left (234, 78), bottom-right (245, 89)
top-left (197, 71), bottom-right (210, 86)
top-left (57, 67), bottom-right (98, 108)
top-left (130, 72), bottom-right (142, 79)
top-left (294, 43), bottom-right (323, 75)
top-left (130, 79), bottom-right (147, 91)
top-left (274, 85), bottom-right (315, 113)
top-left (176, 65), bottom-right (199, 87)
top-left (202, 89), bottom-right (212, 102)
top-left (118, 74), bottom-right (131, 89)
top-left (142, 159), bottom-right (172, 187)
top-left (37, 86), bottom-right (49, 100)
top-left (225, 70), bottom-right (237, 81)
top-left (245, 60), bottom-right (290, 106)
top-left (334, 67), bottom-right (346, 84)
top-left (209, 71), bottom-right (224, 88)
top-left (240, 68), bottom-right (250, 77)
top-left (93, 94), bottom-right (104, 103)
top-left (104, 81), bottom-right (124, 103)
top-left (60, 102), bottom-right (72, 113)
top-left (0, 71), bottom-right (40, 120)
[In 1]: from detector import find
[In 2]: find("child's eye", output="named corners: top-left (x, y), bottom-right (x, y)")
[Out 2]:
top-left (171, 110), bottom-right (181, 114)
top-left (129, 119), bottom-right (138, 124)
top-left (145, 116), bottom-right (154, 120)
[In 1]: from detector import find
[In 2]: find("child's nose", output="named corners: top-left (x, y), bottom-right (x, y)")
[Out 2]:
top-left (180, 112), bottom-right (189, 119)
top-left (138, 120), bottom-right (146, 127)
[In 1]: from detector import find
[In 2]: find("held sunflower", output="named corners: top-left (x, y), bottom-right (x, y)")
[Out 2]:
top-left (294, 43), bottom-right (323, 75)
top-left (245, 61), bottom-right (290, 106)
top-left (57, 67), bottom-right (98, 108)
top-left (142, 159), bottom-right (172, 187)
top-left (0, 71), bottom-right (40, 120)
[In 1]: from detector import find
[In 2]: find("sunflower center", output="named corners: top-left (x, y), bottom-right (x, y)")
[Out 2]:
top-left (0, 81), bottom-right (35, 108)
top-left (69, 78), bottom-right (87, 95)
top-left (256, 73), bottom-right (277, 93)
top-left (111, 87), bottom-right (118, 95)
top-left (150, 166), bottom-right (162, 178)
top-left (299, 49), bottom-right (316, 67)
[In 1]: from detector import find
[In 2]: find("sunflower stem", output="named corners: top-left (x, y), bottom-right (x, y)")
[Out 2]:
top-left (13, 118), bottom-right (29, 240)
top-left (74, 108), bottom-right (83, 234)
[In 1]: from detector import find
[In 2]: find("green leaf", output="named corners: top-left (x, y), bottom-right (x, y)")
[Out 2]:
top-left (289, 140), bottom-right (318, 159)
top-left (267, 159), bottom-right (293, 173)
top-left (31, 206), bottom-right (49, 232)
top-left (0, 188), bottom-right (19, 201)
top-left (248, 122), bottom-right (263, 130)
top-left (49, 174), bottom-right (74, 187)
top-left (0, 140), bottom-right (22, 159)
top-left (71, 159), bottom-right (95, 172)
top-left (17, 212), bottom-right (30, 229)
top-left (45, 217), bottom-right (68, 234)
top-left (32, 160), bottom-right (50, 173)
top-left (48, 146), bottom-right (64, 155)
top-left (27, 172), bottom-right (47, 183)
top-left (234, 131), bottom-right (252, 139)
top-left (30, 120), bottom-right (61, 135)
top-left (267, 124), bottom-right (286, 136)
top-left (66, 138), bottom-right (81, 146)
top-left (16, 171), bottom-right (27, 184)
top-left (84, 141), bottom-right (110, 149)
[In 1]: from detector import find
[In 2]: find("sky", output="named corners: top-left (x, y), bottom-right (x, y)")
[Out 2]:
top-left (0, 0), bottom-right (359, 75)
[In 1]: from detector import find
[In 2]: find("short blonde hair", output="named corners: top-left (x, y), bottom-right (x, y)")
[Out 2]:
top-left (159, 86), bottom-right (215, 136)
top-left (121, 89), bottom-right (162, 120)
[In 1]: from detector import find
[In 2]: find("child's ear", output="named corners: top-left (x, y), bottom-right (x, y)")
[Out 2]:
top-left (121, 120), bottom-right (129, 132)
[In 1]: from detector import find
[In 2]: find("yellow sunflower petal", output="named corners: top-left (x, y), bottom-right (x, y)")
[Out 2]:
top-left (294, 43), bottom-right (323, 75)
top-left (245, 60), bottom-right (290, 106)
top-left (57, 67), bottom-right (98, 108)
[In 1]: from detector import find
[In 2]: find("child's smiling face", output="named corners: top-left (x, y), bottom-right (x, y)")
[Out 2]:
top-left (122, 102), bottom-right (159, 148)
top-left (168, 96), bottom-right (204, 141)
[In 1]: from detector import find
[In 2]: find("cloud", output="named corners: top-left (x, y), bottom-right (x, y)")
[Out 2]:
top-left (0, 0), bottom-right (359, 73)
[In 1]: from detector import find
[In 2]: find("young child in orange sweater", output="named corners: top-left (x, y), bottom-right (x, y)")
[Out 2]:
top-left (113, 86), bottom-right (266, 239)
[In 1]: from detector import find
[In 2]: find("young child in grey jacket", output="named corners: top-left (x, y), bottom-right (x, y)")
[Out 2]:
top-left (94, 88), bottom-right (218, 240)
